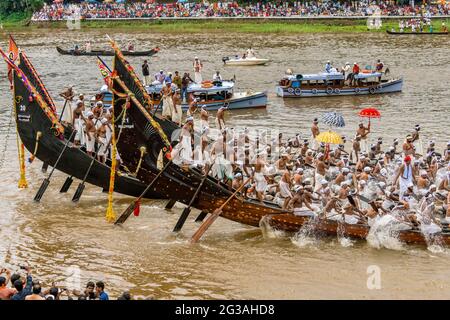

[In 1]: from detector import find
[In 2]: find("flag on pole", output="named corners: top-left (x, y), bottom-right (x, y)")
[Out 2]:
top-left (97, 57), bottom-right (111, 86)
top-left (7, 35), bottom-right (19, 88)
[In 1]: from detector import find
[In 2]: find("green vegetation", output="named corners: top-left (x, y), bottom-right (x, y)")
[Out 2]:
top-left (27, 18), bottom-right (449, 34)
top-left (2, 16), bottom-right (449, 34)
top-left (0, 0), bottom-right (43, 27)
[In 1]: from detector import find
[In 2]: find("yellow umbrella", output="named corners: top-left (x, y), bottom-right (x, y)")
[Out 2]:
top-left (315, 131), bottom-right (343, 145)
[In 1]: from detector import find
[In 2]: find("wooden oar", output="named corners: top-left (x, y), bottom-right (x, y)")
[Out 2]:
top-left (151, 100), bottom-right (163, 117)
top-left (72, 153), bottom-right (97, 202)
top-left (114, 159), bottom-right (173, 225)
top-left (34, 130), bottom-right (76, 202)
top-left (173, 160), bottom-right (215, 232)
top-left (41, 162), bottom-right (49, 173)
top-left (60, 176), bottom-right (74, 193)
top-left (165, 199), bottom-right (177, 210)
top-left (194, 211), bottom-right (208, 223)
top-left (190, 177), bottom-right (251, 243)
top-left (72, 135), bottom-right (109, 202)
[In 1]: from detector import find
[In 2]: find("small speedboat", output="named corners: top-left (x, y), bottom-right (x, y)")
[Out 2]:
top-left (222, 56), bottom-right (270, 66)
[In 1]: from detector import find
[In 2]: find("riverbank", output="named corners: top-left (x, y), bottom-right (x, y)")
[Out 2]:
top-left (3, 18), bottom-right (450, 34)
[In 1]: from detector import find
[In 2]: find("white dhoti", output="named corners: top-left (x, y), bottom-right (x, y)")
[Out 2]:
top-left (314, 172), bottom-right (325, 192)
top-left (420, 222), bottom-right (442, 235)
top-left (194, 72), bottom-right (202, 84)
top-left (360, 138), bottom-right (368, 153)
top-left (62, 101), bottom-right (73, 123)
top-left (254, 171), bottom-right (267, 193)
top-left (293, 207), bottom-right (315, 217)
top-left (97, 136), bottom-right (108, 157)
top-left (212, 156), bottom-right (233, 180)
top-left (172, 104), bottom-right (182, 124)
top-left (215, 118), bottom-right (225, 130)
top-left (414, 138), bottom-right (423, 155)
top-left (73, 118), bottom-right (85, 144)
top-left (162, 96), bottom-right (174, 118)
top-left (180, 135), bottom-right (193, 163)
top-left (399, 165), bottom-right (413, 200)
top-left (344, 214), bottom-right (359, 225)
top-left (279, 181), bottom-right (292, 198)
top-left (200, 119), bottom-right (209, 129)
top-left (85, 132), bottom-right (95, 153)
top-left (311, 135), bottom-right (318, 150)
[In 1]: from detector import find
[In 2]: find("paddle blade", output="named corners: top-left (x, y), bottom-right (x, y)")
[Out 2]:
top-left (60, 176), bottom-right (73, 193)
top-left (34, 178), bottom-right (50, 202)
top-left (41, 163), bottom-right (49, 173)
top-left (190, 209), bottom-right (222, 243)
top-left (194, 211), bottom-right (208, 223)
top-left (173, 207), bottom-right (191, 232)
top-left (71, 183), bottom-right (85, 202)
top-left (114, 202), bottom-right (136, 225)
top-left (165, 199), bottom-right (177, 210)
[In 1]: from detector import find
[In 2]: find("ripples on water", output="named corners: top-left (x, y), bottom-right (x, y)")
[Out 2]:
top-left (0, 30), bottom-right (449, 299)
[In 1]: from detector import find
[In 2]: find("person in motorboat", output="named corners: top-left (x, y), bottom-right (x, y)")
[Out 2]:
top-left (212, 71), bottom-right (222, 81)
top-left (154, 70), bottom-right (165, 84)
top-left (246, 47), bottom-right (255, 58)
top-left (193, 56), bottom-right (203, 83)
top-left (325, 60), bottom-right (332, 73)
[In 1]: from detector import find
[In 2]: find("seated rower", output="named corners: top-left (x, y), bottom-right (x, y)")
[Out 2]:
top-left (289, 185), bottom-right (317, 216)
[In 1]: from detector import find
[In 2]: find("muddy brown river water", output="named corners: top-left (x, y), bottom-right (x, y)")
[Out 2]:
top-left (0, 29), bottom-right (449, 299)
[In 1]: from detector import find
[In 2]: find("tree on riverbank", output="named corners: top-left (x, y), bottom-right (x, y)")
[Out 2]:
top-left (0, 0), bottom-right (44, 19)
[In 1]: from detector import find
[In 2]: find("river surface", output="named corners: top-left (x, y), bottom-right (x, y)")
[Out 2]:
top-left (0, 29), bottom-right (449, 299)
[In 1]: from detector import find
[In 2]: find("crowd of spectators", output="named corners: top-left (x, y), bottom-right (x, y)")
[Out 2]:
top-left (0, 267), bottom-right (133, 300)
top-left (31, 1), bottom-right (450, 21)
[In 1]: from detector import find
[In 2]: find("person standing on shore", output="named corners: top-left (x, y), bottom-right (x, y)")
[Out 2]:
top-left (142, 60), bottom-right (150, 86)
top-left (193, 56), bottom-right (203, 83)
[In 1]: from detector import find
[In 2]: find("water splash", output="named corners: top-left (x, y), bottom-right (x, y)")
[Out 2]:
top-left (336, 220), bottom-right (354, 247)
top-left (366, 215), bottom-right (405, 251)
top-left (259, 215), bottom-right (287, 239)
top-left (291, 217), bottom-right (320, 248)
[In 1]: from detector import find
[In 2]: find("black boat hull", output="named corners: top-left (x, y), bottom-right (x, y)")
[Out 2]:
top-left (56, 46), bottom-right (159, 57)
top-left (13, 71), bottom-right (165, 200)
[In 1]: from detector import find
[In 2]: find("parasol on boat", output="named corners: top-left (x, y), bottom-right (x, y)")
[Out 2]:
top-left (358, 107), bottom-right (381, 130)
top-left (315, 131), bottom-right (344, 145)
top-left (359, 108), bottom-right (381, 119)
top-left (315, 131), bottom-right (343, 160)
top-left (321, 111), bottom-right (345, 128)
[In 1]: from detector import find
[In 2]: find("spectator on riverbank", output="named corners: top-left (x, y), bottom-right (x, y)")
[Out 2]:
top-left (31, 1), bottom-right (449, 22)
top-left (96, 281), bottom-right (109, 300)
top-left (11, 267), bottom-right (32, 300)
top-left (0, 269), bottom-right (16, 300)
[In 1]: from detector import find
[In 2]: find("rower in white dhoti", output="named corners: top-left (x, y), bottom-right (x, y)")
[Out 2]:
top-left (394, 155), bottom-right (416, 201)
top-left (193, 56), bottom-right (203, 84)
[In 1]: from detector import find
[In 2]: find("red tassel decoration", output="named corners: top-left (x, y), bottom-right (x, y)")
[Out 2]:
top-left (133, 200), bottom-right (140, 217)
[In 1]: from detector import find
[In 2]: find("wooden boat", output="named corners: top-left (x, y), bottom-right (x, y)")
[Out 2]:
top-left (56, 46), bottom-right (160, 57)
top-left (222, 56), bottom-right (270, 66)
top-left (8, 52), bottom-right (165, 200)
top-left (386, 30), bottom-right (448, 35)
top-left (276, 70), bottom-right (402, 98)
top-left (110, 47), bottom-right (450, 246)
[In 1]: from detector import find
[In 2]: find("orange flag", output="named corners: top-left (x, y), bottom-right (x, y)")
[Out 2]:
top-left (7, 35), bottom-right (19, 88)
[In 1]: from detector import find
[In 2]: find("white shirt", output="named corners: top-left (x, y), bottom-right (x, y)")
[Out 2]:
top-left (212, 73), bottom-right (222, 81)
